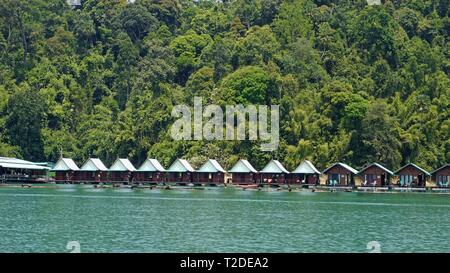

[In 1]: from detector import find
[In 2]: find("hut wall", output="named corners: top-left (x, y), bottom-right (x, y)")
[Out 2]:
top-left (231, 173), bottom-right (256, 184)
top-left (109, 171), bottom-right (132, 183)
top-left (319, 175), bottom-right (328, 185)
top-left (260, 173), bottom-right (287, 184)
top-left (306, 174), bottom-right (319, 185)
top-left (135, 172), bottom-right (164, 183)
top-left (73, 171), bottom-right (86, 182)
top-left (75, 171), bottom-right (107, 182)
top-left (287, 174), bottom-right (301, 184)
top-left (287, 174), bottom-right (320, 185)
top-left (197, 173), bottom-right (224, 184)
top-left (55, 171), bottom-right (74, 182)
top-left (166, 172), bottom-right (193, 183)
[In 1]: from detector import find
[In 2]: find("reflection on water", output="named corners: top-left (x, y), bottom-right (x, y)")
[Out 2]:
top-left (0, 185), bottom-right (448, 253)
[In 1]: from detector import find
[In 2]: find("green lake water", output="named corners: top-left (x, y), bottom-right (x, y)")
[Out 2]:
top-left (0, 185), bottom-right (449, 253)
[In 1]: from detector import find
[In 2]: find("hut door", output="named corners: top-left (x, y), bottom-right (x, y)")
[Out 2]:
top-left (418, 174), bottom-right (423, 187)
top-left (380, 174), bottom-right (385, 186)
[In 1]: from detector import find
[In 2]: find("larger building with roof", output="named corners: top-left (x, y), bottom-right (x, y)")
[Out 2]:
top-left (0, 157), bottom-right (50, 182)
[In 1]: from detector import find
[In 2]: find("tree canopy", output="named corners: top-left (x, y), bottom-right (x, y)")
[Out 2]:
top-left (0, 0), bottom-right (448, 171)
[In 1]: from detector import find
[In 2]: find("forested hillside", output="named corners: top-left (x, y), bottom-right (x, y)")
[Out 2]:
top-left (0, 0), bottom-right (448, 171)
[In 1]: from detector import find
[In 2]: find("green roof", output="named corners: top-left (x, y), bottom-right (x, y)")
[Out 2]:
top-left (52, 158), bottom-right (79, 171)
top-left (109, 158), bottom-right (136, 171)
top-left (197, 159), bottom-right (226, 173)
top-left (229, 159), bottom-right (257, 173)
top-left (292, 160), bottom-right (321, 174)
top-left (167, 159), bottom-right (195, 172)
top-left (137, 159), bottom-right (165, 172)
top-left (80, 158), bottom-right (108, 171)
top-left (260, 160), bottom-right (289, 174)
top-left (394, 163), bottom-right (430, 176)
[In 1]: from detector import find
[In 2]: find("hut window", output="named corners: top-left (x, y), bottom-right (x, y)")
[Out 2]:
top-left (438, 176), bottom-right (448, 182)
top-left (365, 174), bottom-right (376, 184)
top-left (329, 174), bottom-right (339, 184)
top-left (438, 175), bottom-right (449, 186)
top-left (399, 175), bottom-right (413, 186)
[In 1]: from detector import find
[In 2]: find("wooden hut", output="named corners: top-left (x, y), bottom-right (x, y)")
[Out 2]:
top-left (358, 163), bottom-right (393, 187)
top-left (323, 163), bottom-right (358, 186)
top-left (135, 158), bottom-right (166, 183)
top-left (166, 159), bottom-right (195, 184)
top-left (76, 158), bottom-right (108, 183)
top-left (0, 157), bottom-right (49, 183)
top-left (259, 160), bottom-right (289, 184)
top-left (52, 158), bottom-right (80, 183)
top-left (229, 159), bottom-right (258, 184)
top-left (431, 164), bottom-right (450, 187)
top-left (108, 158), bottom-right (136, 183)
top-left (394, 163), bottom-right (430, 187)
top-left (288, 160), bottom-right (321, 185)
top-left (196, 159), bottom-right (226, 184)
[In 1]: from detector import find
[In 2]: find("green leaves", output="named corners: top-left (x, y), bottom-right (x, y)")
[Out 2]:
top-left (6, 88), bottom-right (45, 161)
top-left (352, 5), bottom-right (405, 66)
top-left (170, 30), bottom-right (212, 84)
top-left (0, 0), bottom-right (447, 172)
top-left (235, 25), bottom-right (280, 66)
top-left (219, 66), bottom-right (270, 105)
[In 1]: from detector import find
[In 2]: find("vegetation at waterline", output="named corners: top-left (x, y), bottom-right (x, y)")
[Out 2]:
top-left (0, 0), bottom-right (448, 171)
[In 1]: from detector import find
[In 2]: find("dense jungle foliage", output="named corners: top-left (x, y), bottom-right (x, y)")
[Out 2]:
top-left (0, 0), bottom-right (448, 171)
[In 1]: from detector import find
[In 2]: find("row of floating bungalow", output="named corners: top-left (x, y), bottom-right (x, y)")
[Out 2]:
top-left (46, 157), bottom-right (450, 188)
top-left (1, 156), bottom-right (448, 188)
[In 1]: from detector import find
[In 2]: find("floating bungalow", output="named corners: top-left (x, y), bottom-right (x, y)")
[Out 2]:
top-left (52, 158), bottom-right (80, 183)
top-left (77, 158), bottom-right (108, 183)
top-left (358, 163), bottom-right (393, 187)
top-left (229, 159), bottom-right (258, 184)
top-left (323, 163), bottom-right (358, 186)
top-left (108, 158), bottom-right (136, 183)
top-left (395, 163), bottom-right (430, 187)
top-left (166, 159), bottom-right (195, 184)
top-left (196, 159), bottom-right (226, 184)
top-left (0, 157), bottom-right (49, 183)
top-left (288, 160), bottom-right (321, 185)
top-left (259, 160), bottom-right (289, 184)
top-left (431, 164), bottom-right (449, 187)
top-left (134, 158), bottom-right (166, 183)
